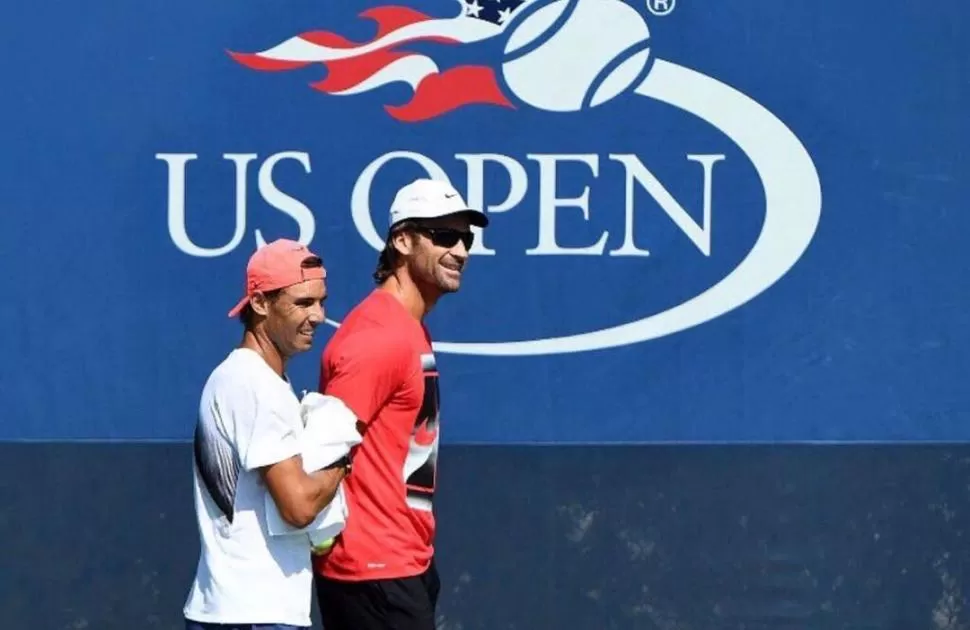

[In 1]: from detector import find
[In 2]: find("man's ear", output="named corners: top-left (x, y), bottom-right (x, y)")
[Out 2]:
top-left (390, 229), bottom-right (415, 257)
top-left (250, 291), bottom-right (271, 317)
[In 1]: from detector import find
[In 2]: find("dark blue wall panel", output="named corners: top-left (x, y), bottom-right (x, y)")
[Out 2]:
top-left (2, 444), bottom-right (968, 629)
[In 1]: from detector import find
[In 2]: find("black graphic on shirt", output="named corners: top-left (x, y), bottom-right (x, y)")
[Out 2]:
top-left (194, 416), bottom-right (239, 522)
top-left (404, 353), bottom-right (439, 512)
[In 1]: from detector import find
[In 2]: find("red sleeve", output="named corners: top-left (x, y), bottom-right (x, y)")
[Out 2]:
top-left (319, 331), bottom-right (415, 426)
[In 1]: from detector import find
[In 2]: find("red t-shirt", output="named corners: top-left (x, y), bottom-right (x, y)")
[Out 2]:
top-left (313, 289), bottom-right (440, 581)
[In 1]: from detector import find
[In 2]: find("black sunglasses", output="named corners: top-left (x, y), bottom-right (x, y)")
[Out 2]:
top-left (414, 226), bottom-right (475, 250)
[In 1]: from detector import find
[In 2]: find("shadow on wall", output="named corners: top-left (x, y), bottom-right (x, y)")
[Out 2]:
top-left (0, 443), bottom-right (968, 629)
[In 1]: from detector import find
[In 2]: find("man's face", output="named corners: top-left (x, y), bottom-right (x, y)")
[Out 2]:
top-left (403, 215), bottom-right (474, 294)
top-left (261, 278), bottom-right (327, 356)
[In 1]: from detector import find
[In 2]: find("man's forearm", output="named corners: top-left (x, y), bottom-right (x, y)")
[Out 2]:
top-left (302, 466), bottom-right (347, 516)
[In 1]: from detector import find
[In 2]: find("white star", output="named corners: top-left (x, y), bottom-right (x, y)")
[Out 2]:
top-left (497, 7), bottom-right (513, 23)
top-left (464, 0), bottom-right (483, 18)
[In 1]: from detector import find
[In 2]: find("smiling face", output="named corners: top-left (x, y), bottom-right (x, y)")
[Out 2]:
top-left (249, 275), bottom-right (327, 357)
top-left (394, 214), bottom-right (475, 295)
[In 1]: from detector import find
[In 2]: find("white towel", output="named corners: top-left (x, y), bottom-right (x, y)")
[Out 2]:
top-left (264, 392), bottom-right (362, 550)
top-left (299, 393), bottom-right (362, 472)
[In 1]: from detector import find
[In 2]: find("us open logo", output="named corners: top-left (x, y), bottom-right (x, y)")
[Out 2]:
top-left (168, 0), bottom-right (822, 356)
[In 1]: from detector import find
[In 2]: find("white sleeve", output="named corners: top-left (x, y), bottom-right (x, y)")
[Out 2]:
top-left (232, 385), bottom-right (302, 471)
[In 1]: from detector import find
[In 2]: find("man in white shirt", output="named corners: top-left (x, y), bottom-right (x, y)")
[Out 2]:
top-left (183, 238), bottom-right (351, 630)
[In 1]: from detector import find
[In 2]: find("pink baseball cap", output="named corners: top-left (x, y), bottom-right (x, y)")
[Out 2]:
top-left (227, 239), bottom-right (326, 318)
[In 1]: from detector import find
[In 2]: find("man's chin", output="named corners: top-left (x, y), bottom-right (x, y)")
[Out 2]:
top-left (294, 333), bottom-right (315, 351)
top-left (438, 280), bottom-right (461, 294)
top-left (437, 266), bottom-right (465, 291)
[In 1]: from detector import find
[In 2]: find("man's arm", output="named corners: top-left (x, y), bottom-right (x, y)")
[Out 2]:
top-left (260, 457), bottom-right (348, 529)
top-left (231, 383), bottom-right (351, 530)
top-left (320, 330), bottom-right (414, 427)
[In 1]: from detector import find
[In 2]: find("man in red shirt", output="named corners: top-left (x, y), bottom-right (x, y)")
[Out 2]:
top-left (313, 178), bottom-right (488, 630)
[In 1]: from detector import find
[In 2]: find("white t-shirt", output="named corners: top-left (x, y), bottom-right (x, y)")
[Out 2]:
top-left (183, 347), bottom-right (314, 627)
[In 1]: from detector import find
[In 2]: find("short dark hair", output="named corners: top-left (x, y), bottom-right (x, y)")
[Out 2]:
top-left (239, 255), bottom-right (324, 327)
top-left (372, 220), bottom-right (417, 284)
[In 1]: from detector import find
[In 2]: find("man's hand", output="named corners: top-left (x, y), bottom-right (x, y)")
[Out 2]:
top-left (261, 456), bottom-right (348, 529)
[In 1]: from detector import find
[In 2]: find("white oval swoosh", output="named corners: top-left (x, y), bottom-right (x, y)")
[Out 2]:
top-left (329, 59), bottom-right (823, 356)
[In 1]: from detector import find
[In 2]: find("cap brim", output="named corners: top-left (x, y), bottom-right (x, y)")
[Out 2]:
top-left (442, 208), bottom-right (489, 228)
top-left (227, 294), bottom-right (250, 318)
top-left (389, 208), bottom-right (490, 232)
top-left (464, 209), bottom-right (489, 228)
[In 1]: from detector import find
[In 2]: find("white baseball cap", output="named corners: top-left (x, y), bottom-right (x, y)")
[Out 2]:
top-left (388, 178), bottom-right (489, 231)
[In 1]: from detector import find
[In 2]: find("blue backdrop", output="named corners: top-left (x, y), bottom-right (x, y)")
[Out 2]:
top-left (1, 0), bottom-right (967, 443)
top-left (4, 3), bottom-right (970, 629)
